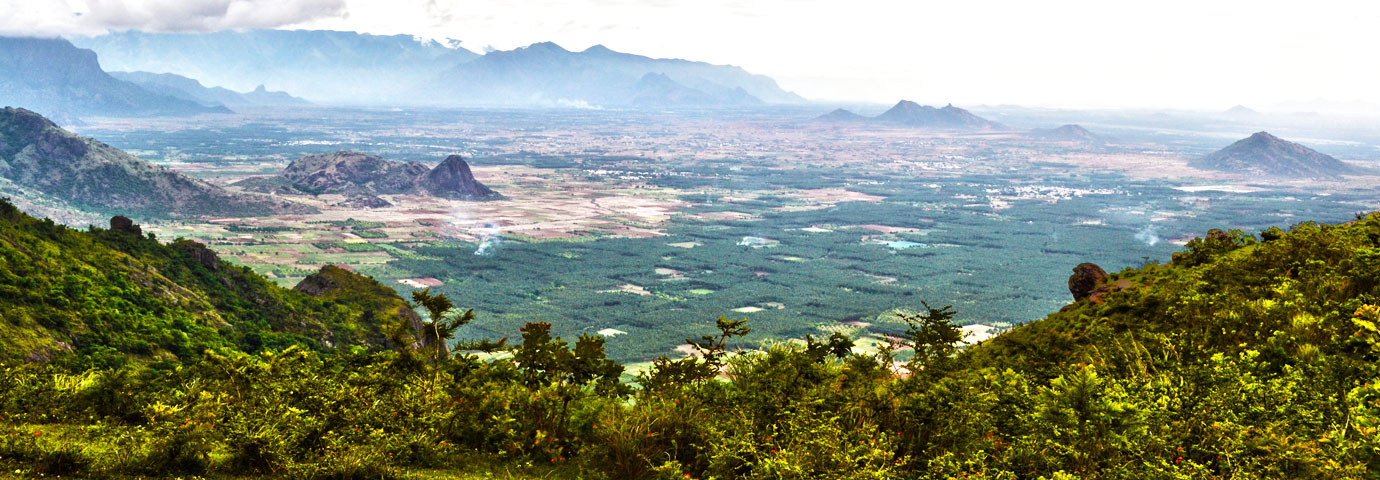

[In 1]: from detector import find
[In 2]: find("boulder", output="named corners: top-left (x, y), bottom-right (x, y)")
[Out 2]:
top-left (421, 155), bottom-right (499, 200)
top-left (110, 215), bottom-right (142, 236)
top-left (1068, 263), bottom-right (1109, 301)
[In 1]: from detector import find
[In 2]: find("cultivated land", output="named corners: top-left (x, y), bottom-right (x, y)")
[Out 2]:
top-left (49, 107), bottom-right (1380, 362)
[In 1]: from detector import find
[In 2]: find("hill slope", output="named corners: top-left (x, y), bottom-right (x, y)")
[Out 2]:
top-left (0, 36), bottom-right (227, 120)
top-left (1191, 131), bottom-right (1370, 179)
top-left (0, 107), bottom-right (315, 217)
top-left (0, 203), bottom-right (419, 364)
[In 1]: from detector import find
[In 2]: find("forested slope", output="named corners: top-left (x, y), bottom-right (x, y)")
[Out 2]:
top-left (2, 204), bottom-right (1378, 479)
top-left (0, 199), bottom-right (411, 366)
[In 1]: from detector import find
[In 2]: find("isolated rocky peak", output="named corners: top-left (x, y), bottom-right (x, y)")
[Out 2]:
top-left (1029, 124), bottom-right (1101, 143)
top-left (1192, 131), bottom-right (1368, 179)
top-left (423, 155), bottom-right (499, 200)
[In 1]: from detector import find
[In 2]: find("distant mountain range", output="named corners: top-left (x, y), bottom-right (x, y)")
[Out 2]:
top-left (71, 31), bottom-right (804, 108)
top-left (111, 71), bottom-right (309, 108)
top-left (0, 37), bottom-right (227, 121)
top-left (1192, 131), bottom-right (1371, 179)
top-left (817, 101), bottom-right (1004, 130)
top-left (1027, 124), bottom-right (1103, 144)
top-left (0, 107), bottom-right (314, 216)
top-left (430, 42), bottom-right (800, 107)
top-left (233, 150), bottom-right (499, 202)
top-left (72, 29), bottom-right (480, 106)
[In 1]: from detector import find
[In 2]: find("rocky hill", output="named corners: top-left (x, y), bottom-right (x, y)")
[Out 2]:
top-left (1027, 124), bottom-right (1103, 144)
top-left (814, 108), bottom-right (869, 123)
top-left (280, 151), bottom-right (432, 195)
top-left (0, 107), bottom-right (314, 217)
top-left (422, 155), bottom-right (500, 200)
top-left (0, 204), bottom-right (414, 363)
top-left (1191, 131), bottom-right (1370, 179)
top-left (0, 36), bottom-right (227, 119)
top-left (875, 101), bottom-right (1004, 129)
top-left (235, 150), bottom-right (499, 201)
top-left (814, 101), bottom-right (1003, 130)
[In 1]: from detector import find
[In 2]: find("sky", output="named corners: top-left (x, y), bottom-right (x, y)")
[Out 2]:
top-left (3, 0), bottom-right (1379, 110)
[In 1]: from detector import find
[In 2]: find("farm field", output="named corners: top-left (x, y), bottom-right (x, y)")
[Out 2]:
top-left (70, 107), bottom-right (1380, 362)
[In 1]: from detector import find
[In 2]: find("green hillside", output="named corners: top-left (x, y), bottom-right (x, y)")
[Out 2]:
top-left (0, 198), bottom-right (410, 367)
top-left (2, 204), bottom-right (1379, 479)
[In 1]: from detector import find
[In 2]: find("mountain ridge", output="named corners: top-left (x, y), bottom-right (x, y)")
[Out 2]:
top-left (0, 107), bottom-right (314, 217)
top-left (73, 32), bottom-right (803, 107)
top-left (111, 71), bottom-right (309, 107)
top-left (0, 36), bottom-right (229, 119)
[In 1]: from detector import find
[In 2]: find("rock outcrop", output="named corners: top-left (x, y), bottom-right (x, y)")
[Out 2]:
top-left (110, 215), bottom-right (142, 236)
top-left (174, 239), bottom-right (222, 272)
top-left (281, 151), bottom-right (431, 195)
top-left (1068, 263), bottom-right (1109, 301)
top-left (1066, 262), bottom-right (1133, 306)
top-left (421, 155), bottom-right (500, 200)
top-left (236, 151), bottom-right (498, 201)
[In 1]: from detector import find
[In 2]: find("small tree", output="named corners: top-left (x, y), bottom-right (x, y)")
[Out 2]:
top-left (895, 302), bottom-right (963, 377)
top-left (638, 317), bottom-right (751, 394)
top-left (410, 288), bottom-right (473, 400)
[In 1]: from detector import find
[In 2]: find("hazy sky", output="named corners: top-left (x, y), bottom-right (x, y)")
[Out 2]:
top-left (4, 0), bottom-right (1378, 110)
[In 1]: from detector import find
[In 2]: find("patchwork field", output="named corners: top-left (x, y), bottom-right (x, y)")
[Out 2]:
top-left (69, 107), bottom-right (1380, 362)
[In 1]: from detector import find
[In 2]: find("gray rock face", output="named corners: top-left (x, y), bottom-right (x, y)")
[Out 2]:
top-left (421, 155), bottom-right (499, 200)
top-left (174, 240), bottom-right (222, 272)
top-left (110, 215), bottom-right (141, 236)
top-left (281, 151), bottom-right (431, 195)
top-left (240, 151), bottom-right (498, 200)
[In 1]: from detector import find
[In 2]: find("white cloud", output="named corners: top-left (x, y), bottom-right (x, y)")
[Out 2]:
top-left (0, 0), bottom-right (347, 37)
top-left (3, 0), bottom-right (1378, 109)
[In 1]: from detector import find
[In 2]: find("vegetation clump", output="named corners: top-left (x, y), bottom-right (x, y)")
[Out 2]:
top-left (4, 199), bottom-right (1380, 478)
